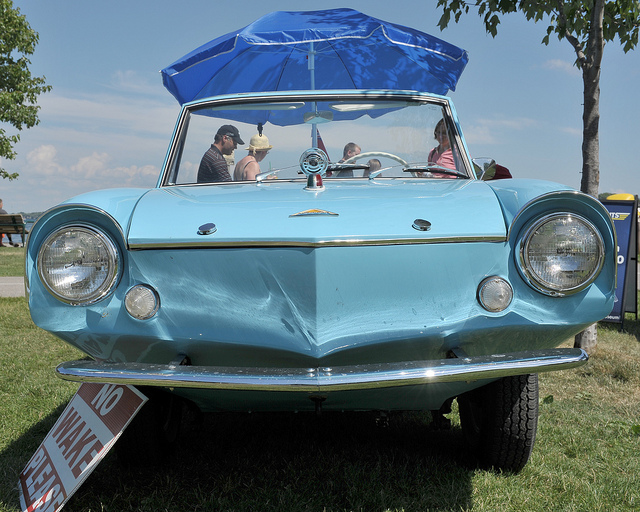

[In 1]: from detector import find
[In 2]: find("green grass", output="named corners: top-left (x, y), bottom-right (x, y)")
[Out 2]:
top-left (1, 298), bottom-right (639, 511)
top-left (0, 247), bottom-right (25, 277)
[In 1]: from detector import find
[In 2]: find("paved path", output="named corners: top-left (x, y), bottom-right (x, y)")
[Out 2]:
top-left (0, 277), bottom-right (25, 297)
top-left (2, 266), bottom-right (639, 298)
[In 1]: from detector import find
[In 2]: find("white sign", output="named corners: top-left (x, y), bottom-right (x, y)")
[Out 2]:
top-left (19, 383), bottom-right (147, 512)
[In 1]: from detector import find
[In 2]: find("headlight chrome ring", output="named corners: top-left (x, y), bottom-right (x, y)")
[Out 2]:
top-left (37, 225), bottom-right (120, 305)
top-left (518, 213), bottom-right (604, 296)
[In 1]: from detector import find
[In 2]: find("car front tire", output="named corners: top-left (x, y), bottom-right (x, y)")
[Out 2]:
top-left (115, 387), bottom-right (183, 467)
top-left (458, 373), bottom-right (538, 473)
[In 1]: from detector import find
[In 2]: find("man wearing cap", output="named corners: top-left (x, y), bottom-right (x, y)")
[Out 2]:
top-left (197, 125), bottom-right (245, 183)
top-left (233, 133), bottom-right (273, 181)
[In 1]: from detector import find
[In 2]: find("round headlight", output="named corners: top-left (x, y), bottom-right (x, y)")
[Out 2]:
top-left (519, 213), bottom-right (604, 296)
top-left (38, 226), bottom-right (119, 304)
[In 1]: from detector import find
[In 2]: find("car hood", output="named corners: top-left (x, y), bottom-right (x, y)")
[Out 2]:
top-left (127, 180), bottom-right (507, 247)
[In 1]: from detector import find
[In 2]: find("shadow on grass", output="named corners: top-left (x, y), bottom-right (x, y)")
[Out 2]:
top-left (0, 403), bottom-right (69, 508)
top-left (604, 290), bottom-right (640, 341)
top-left (599, 313), bottom-right (640, 341)
top-left (621, 314), bottom-right (640, 340)
top-left (4, 408), bottom-right (476, 511)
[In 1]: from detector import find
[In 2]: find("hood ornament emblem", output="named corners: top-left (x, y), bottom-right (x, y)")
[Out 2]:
top-left (290, 209), bottom-right (339, 217)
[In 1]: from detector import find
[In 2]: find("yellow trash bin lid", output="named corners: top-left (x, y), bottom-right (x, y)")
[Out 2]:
top-left (606, 193), bottom-right (635, 201)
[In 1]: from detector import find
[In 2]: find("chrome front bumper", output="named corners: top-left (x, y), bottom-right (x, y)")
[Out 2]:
top-left (56, 348), bottom-right (588, 392)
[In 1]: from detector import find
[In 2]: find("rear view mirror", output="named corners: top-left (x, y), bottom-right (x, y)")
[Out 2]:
top-left (303, 111), bottom-right (334, 124)
top-left (472, 158), bottom-right (497, 181)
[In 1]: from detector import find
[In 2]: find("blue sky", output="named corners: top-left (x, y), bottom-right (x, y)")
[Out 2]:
top-left (3, 0), bottom-right (639, 213)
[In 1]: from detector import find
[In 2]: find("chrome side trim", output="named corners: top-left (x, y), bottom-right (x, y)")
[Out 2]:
top-left (56, 348), bottom-right (587, 392)
top-left (161, 90), bottom-right (450, 186)
top-left (128, 235), bottom-right (506, 250)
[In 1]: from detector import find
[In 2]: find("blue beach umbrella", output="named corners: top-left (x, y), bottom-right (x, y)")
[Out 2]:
top-left (161, 8), bottom-right (469, 105)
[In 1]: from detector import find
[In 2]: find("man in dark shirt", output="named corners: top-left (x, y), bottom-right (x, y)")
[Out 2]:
top-left (334, 142), bottom-right (361, 178)
top-left (197, 125), bottom-right (245, 183)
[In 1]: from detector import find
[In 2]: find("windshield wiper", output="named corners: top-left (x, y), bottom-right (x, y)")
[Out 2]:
top-left (256, 163), bottom-right (368, 181)
top-left (403, 163), bottom-right (468, 179)
top-left (327, 163), bottom-right (370, 172)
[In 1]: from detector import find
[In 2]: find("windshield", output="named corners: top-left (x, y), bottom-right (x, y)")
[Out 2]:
top-left (162, 94), bottom-right (471, 185)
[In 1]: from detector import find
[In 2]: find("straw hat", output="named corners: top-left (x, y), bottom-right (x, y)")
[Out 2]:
top-left (247, 134), bottom-right (273, 153)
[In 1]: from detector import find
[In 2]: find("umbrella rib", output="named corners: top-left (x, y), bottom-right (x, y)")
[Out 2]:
top-left (378, 26), bottom-right (468, 63)
top-left (272, 44), bottom-right (297, 91)
top-left (323, 38), bottom-right (358, 89)
top-left (169, 35), bottom-right (241, 76)
top-left (244, 25), bottom-right (465, 63)
top-left (166, 24), bottom-right (466, 79)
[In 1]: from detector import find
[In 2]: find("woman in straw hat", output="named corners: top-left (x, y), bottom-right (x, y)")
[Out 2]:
top-left (233, 133), bottom-right (273, 181)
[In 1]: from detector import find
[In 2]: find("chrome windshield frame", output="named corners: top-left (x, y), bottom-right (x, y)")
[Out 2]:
top-left (158, 89), bottom-right (475, 188)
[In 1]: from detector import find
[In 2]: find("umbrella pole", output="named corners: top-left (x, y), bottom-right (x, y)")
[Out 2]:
top-left (309, 42), bottom-right (318, 148)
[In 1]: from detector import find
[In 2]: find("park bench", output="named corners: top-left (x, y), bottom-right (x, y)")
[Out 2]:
top-left (0, 213), bottom-right (28, 246)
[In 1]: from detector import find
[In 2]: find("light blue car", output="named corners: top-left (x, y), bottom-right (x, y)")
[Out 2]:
top-left (25, 89), bottom-right (616, 472)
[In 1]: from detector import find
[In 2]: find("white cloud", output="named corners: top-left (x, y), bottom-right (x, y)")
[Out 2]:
top-left (71, 152), bottom-right (109, 178)
top-left (9, 143), bottom-right (160, 213)
top-left (543, 59), bottom-right (580, 76)
top-left (463, 117), bottom-right (538, 145)
top-left (26, 145), bottom-right (66, 176)
top-left (37, 91), bottom-right (179, 137)
top-left (560, 126), bottom-right (582, 137)
top-left (2, 85), bottom-right (180, 213)
top-left (109, 70), bottom-right (163, 96)
top-left (111, 164), bottom-right (159, 188)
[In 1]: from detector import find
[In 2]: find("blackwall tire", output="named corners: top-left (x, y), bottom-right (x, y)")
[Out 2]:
top-left (458, 374), bottom-right (538, 473)
top-left (115, 387), bottom-right (183, 467)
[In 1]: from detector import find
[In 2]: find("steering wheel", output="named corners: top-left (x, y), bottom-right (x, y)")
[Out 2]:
top-left (342, 151), bottom-right (407, 166)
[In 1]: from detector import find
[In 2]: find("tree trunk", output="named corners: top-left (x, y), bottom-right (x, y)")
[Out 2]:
top-left (574, 323), bottom-right (598, 355)
top-left (579, 56), bottom-right (602, 198)
top-left (574, 0), bottom-right (605, 354)
top-left (575, 47), bottom-right (601, 353)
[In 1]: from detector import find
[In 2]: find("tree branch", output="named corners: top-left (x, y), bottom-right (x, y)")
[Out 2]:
top-left (554, 0), bottom-right (588, 66)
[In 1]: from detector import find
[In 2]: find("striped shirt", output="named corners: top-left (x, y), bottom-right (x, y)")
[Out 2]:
top-left (197, 144), bottom-right (231, 183)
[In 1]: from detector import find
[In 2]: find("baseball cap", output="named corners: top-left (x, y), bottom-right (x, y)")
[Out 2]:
top-left (217, 125), bottom-right (245, 145)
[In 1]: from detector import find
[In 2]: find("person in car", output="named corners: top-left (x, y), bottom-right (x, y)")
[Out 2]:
top-left (428, 119), bottom-right (455, 171)
top-left (197, 125), bottom-right (245, 183)
top-left (363, 158), bottom-right (381, 178)
top-left (233, 133), bottom-right (273, 181)
top-left (334, 142), bottom-right (361, 177)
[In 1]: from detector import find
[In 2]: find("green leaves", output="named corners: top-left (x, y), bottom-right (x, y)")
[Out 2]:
top-left (0, 0), bottom-right (52, 180)
top-left (436, 0), bottom-right (640, 53)
top-left (435, 1), bottom-right (640, 198)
